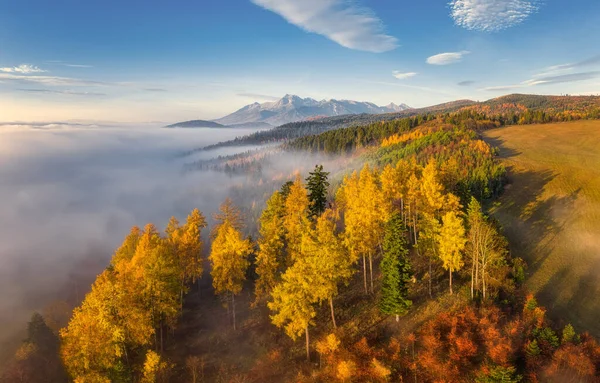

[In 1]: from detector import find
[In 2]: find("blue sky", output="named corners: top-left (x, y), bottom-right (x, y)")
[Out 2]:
top-left (1, 0), bottom-right (600, 122)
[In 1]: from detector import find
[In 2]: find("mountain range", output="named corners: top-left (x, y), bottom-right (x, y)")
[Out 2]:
top-left (214, 94), bottom-right (410, 126)
top-left (166, 95), bottom-right (411, 128)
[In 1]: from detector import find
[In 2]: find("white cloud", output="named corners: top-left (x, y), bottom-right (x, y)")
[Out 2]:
top-left (17, 88), bottom-right (106, 96)
top-left (250, 0), bottom-right (398, 53)
top-left (449, 0), bottom-right (539, 32)
top-left (0, 73), bottom-right (110, 87)
top-left (426, 51), bottom-right (470, 65)
top-left (237, 92), bottom-right (280, 101)
top-left (0, 64), bottom-right (47, 74)
top-left (392, 71), bottom-right (417, 80)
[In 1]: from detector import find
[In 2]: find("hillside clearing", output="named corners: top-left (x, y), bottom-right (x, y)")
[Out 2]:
top-left (484, 120), bottom-right (600, 337)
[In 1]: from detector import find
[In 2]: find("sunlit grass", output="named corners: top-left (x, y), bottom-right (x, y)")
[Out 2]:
top-left (484, 120), bottom-right (600, 336)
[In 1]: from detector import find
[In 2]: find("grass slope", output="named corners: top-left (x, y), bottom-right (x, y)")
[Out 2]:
top-left (484, 120), bottom-right (600, 337)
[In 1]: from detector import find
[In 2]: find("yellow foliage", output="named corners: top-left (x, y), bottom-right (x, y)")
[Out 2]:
top-left (15, 342), bottom-right (37, 361)
top-left (438, 211), bottom-right (467, 273)
top-left (336, 360), bottom-right (356, 381)
top-left (283, 176), bottom-right (310, 261)
top-left (371, 358), bottom-right (391, 380)
top-left (316, 333), bottom-right (341, 356)
top-left (255, 191), bottom-right (286, 302)
top-left (141, 350), bottom-right (169, 383)
top-left (209, 221), bottom-right (252, 296)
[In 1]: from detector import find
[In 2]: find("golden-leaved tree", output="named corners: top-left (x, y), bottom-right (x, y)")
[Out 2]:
top-left (61, 209), bottom-right (205, 382)
top-left (209, 199), bottom-right (253, 330)
top-left (437, 211), bottom-right (467, 294)
top-left (270, 208), bottom-right (352, 359)
top-left (254, 190), bottom-right (286, 304)
top-left (268, 253), bottom-right (317, 361)
top-left (166, 209), bottom-right (207, 309)
top-left (282, 176), bottom-right (310, 263)
top-left (304, 209), bottom-right (352, 328)
top-left (337, 165), bottom-right (387, 294)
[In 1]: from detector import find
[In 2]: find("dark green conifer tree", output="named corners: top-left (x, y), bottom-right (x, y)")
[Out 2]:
top-left (280, 181), bottom-right (294, 200)
top-left (305, 165), bottom-right (330, 218)
top-left (379, 213), bottom-right (412, 321)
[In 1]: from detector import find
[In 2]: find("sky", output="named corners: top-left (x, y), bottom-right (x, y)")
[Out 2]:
top-left (1, 0), bottom-right (600, 122)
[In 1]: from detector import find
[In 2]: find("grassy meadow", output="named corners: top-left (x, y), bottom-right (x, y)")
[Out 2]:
top-left (484, 120), bottom-right (600, 336)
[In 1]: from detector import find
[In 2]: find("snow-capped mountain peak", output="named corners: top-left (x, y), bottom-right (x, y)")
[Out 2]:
top-left (214, 95), bottom-right (411, 126)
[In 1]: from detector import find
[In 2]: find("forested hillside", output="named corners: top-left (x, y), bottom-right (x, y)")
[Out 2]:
top-left (4, 95), bottom-right (600, 383)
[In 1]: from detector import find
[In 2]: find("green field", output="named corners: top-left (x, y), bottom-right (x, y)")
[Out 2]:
top-left (484, 121), bottom-right (600, 336)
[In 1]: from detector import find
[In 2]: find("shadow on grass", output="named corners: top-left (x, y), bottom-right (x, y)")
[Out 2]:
top-left (538, 261), bottom-right (600, 337)
top-left (483, 135), bottom-right (522, 159)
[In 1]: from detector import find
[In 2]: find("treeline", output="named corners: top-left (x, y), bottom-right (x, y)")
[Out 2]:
top-left (192, 99), bottom-right (476, 152)
top-left (288, 101), bottom-right (600, 157)
top-left (286, 115), bottom-right (429, 154)
top-left (370, 121), bottom-right (506, 201)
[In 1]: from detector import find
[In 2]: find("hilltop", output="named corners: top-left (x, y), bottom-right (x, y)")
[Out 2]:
top-left (164, 120), bottom-right (225, 128)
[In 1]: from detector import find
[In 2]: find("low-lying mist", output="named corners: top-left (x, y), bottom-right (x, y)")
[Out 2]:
top-left (0, 121), bottom-right (353, 361)
top-left (0, 123), bottom-right (267, 350)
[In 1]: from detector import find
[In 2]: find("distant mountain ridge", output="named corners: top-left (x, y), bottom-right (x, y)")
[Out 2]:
top-left (165, 120), bottom-right (225, 128)
top-left (164, 120), bottom-right (272, 129)
top-left (213, 94), bottom-right (411, 126)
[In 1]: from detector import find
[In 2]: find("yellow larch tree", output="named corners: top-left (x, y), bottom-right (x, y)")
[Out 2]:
top-left (167, 209), bottom-right (207, 310)
top-left (209, 199), bottom-right (252, 330)
top-left (337, 165), bottom-right (387, 294)
top-left (254, 190), bottom-right (286, 304)
top-left (111, 226), bottom-right (142, 266)
top-left (420, 160), bottom-right (445, 216)
top-left (268, 256), bottom-right (317, 361)
top-left (437, 211), bottom-right (467, 294)
top-left (282, 176), bottom-right (310, 263)
top-left (60, 272), bottom-right (125, 382)
top-left (305, 209), bottom-right (352, 328)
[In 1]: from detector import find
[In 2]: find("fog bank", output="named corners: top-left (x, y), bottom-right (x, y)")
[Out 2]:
top-left (0, 123), bottom-right (262, 349)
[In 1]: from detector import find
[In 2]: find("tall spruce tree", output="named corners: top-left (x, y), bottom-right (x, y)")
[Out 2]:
top-left (379, 213), bottom-right (412, 321)
top-left (306, 165), bottom-right (330, 218)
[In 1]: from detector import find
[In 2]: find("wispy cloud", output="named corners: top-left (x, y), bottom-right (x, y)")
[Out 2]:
top-left (237, 92), bottom-right (280, 101)
top-left (17, 88), bottom-right (106, 96)
top-left (483, 71), bottom-right (600, 91)
top-left (46, 60), bottom-right (93, 68)
top-left (449, 0), bottom-right (539, 32)
top-left (250, 0), bottom-right (398, 53)
top-left (427, 51), bottom-right (470, 65)
top-left (360, 79), bottom-right (457, 97)
top-left (0, 64), bottom-right (47, 74)
top-left (458, 80), bottom-right (476, 86)
top-left (392, 71), bottom-right (417, 80)
top-left (524, 71), bottom-right (600, 86)
top-left (0, 73), bottom-right (110, 87)
top-left (534, 55), bottom-right (600, 77)
top-left (144, 88), bottom-right (167, 92)
top-left (63, 64), bottom-right (93, 68)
